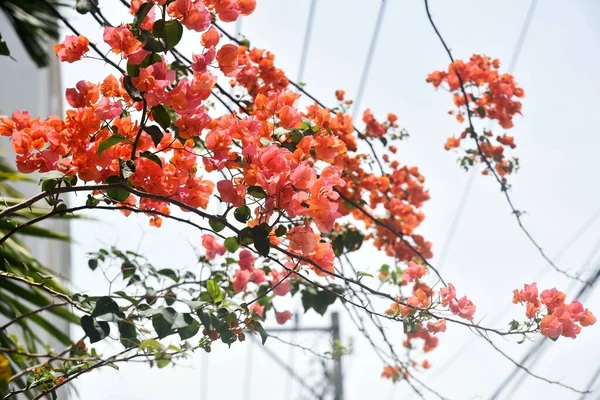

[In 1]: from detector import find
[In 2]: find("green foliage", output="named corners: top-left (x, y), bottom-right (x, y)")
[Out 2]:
top-left (300, 285), bottom-right (344, 316)
top-left (98, 133), bottom-right (129, 155)
top-left (0, 0), bottom-right (61, 68)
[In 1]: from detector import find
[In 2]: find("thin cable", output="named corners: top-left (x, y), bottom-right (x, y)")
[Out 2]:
top-left (297, 0), bottom-right (318, 84)
top-left (283, 312), bottom-right (301, 399)
top-left (434, 0), bottom-right (539, 270)
top-left (579, 365), bottom-right (600, 400)
top-left (501, 238), bottom-right (600, 398)
top-left (351, 0), bottom-right (388, 120)
top-left (248, 333), bottom-right (322, 400)
top-left (418, 207), bottom-right (600, 391)
top-left (490, 254), bottom-right (600, 399)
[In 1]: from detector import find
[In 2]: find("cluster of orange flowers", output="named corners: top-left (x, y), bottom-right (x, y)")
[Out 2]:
top-left (0, 0), bottom-right (594, 386)
top-left (427, 55), bottom-right (524, 177)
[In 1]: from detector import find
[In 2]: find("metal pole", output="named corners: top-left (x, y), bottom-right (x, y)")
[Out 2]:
top-left (331, 312), bottom-right (344, 400)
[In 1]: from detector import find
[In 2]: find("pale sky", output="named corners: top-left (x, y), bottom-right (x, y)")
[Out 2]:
top-left (2, 0), bottom-right (600, 399)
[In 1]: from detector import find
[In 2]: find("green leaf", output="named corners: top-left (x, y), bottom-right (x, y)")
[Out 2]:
top-left (139, 151), bottom-right (163, 168)
top-left (132, 2), bottom-right (154, 34)
top-left (118, 319), bottom-right (139, 348)
top-left (98, 133), bottom-right (128, 155)
top-left (156, 353), bottom-right (171, 368)
top-left (80, 315), bottom-right (110, 343)
top-left (274, 225), bottom-right (287, 237)
top-left (151, 105), bottom-right (172, 130)
top-left (152, 308), bottom-right (178, 338)
top-left (144, 125), bottom-right (164, 147)
top-left (209, 218), bottom-right (226, 232)
top-left (254, 321), bottom-right (268, 345)
top-left (224, 237), bottom-right (239, 253)
top-left (121, 261), bottom-right (136, 279)
top-left (75, 0), bottom-right (97, 14)
top-left (0, 32), bottom-right (10, 57)
top-left (141, 30), bottom-right (165, 52)
top-left (234, 205), bottom-right (251, 223)
top-left (220, 329), bottom-right (236, 345)
top-left (163, 20), bottom-right (183, 49)
top-left (127, 62), bottom-right (140, 78)
top-left (249, 224), bottom-right (270, 257)
top-left (104, 176), bottom-right (130, 202)
top-left (247, 186), bottom-right (267, 199)
top-left (157, 269), bottom-right (179, 282)
top-left (207, 280), bottom-right (223, 303)
top-left (139, 339), bottom-right (163, 352)
top-left (88, 259), bottom-right (98, 271)
top-left (356, 271), bottom-right (374, 279)
top-left (178, 315), bottom-right (200, 340)
top-left (123, 75), bottom-right (144, 101)
top-left (197, 310), bottom-right (212, 331)
top-left (301, 288), bottom-right (338, 316)
top-left (92, 296), bottom-right (123, 320)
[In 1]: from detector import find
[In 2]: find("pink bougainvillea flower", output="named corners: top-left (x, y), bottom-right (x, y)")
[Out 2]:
top-left (512, 282), bottom-right (538, 304)
top-left (217, 179), bottom-right (246, 207)
top-left (439, 283), bottom-right (456, 307)
top-left (65, 80), bottom-right (99, 108)
top-left (579, 310), bottom-right (597, 327)
top-left (427, 319), bottom-right (447, 334)
top-left (238, 250), bottom-right (255, 271)
top-left (201, 26), bottom-right (220, 48)
top-left (275, 310), bottom-right (293, 325)
top-left (201, 234), bottom-right (225, 260)
top-left (94, 97), bottom-right (123, 120)
top-left (540, 314), bottom-right (562, 340)
top-left (540, 288), bottom-right (566, 312)
top-left (403, 261), bottom-right (426, 282)
top-left (54, 35), bottom-right (89, 63)
top-left (249, 303), bottom-right (264, 318)
top-left (167, 0), bottom-right (211, 32)
top-left (271, 268), bottom-right (290, 296)
top-left (232, 269), bottom-right (250, 293)
top-left (449, 296), bottom-right (476, 320)
top-left (250, 268), bottom-right (266, 284)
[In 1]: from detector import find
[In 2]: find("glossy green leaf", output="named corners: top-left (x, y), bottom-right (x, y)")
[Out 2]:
top-left (224, 237), bottom-right (239, 253)
top-left (104, 176), bottom-right (130, 202)
top-left (247, 186), bottom-right (267, 199)
top-left (151, 105), bottom-right (172, 130)
top-left (207, 280), bottom-right (223, 303)
top-left (139, 151), bottom-right (163, 168)
top-left (209, 218), bottom-right (226, 232)
top-left (80, 315), bottom-right (110, 343)
top-left (98, 133), bottom-right (128, 156)
top-left (163, 20), bottom-right (183, 49)
top-left (143, 125), bottom-right (164, 147)
top-left (234, 205), bottom-right (251, 223)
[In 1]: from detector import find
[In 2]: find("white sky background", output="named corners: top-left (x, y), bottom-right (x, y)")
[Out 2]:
top-left (3, 0), bottom-right (600, 399)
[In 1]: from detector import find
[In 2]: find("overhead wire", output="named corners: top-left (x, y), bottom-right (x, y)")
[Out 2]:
top-left (434, 0), bottom-right (540, 271)
top-left (579, 365), bottom-right (600, 400)
top-left (412, 206), bottom-right (600, 396)
top-left (284, 2), bottom-right (318, 396)
top-left (490, 243), bottom-right (600, 399)
top-left (297, 0), bottom-right (318, 85)
top-left (351, 0), bottom-right (388, 120)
